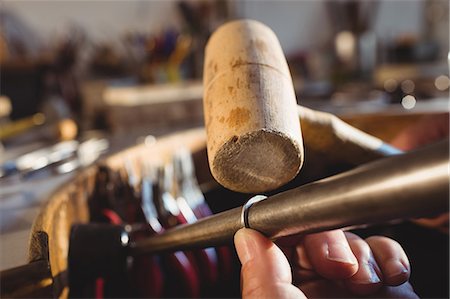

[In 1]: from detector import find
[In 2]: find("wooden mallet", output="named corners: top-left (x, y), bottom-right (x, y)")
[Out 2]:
top-left (203, 20), bottom-right (401, 194)
top-left (203, 20), bottom-right (303, 193)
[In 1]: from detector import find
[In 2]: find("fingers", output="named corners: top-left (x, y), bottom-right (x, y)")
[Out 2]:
top-left (365, 236), bottom-right (410, 286)
top-left (301, 231), bottom-right (412, 297)
top-left (344, 233), bottom-right (383, 295)
top-left (343, 233), bottom-right (411, 295)
top-left (302, 230), bottom-right (358, 279)
top-left (235, 229), bottom-right (415, 299)
top-left (234, 228), bottom-right (306, 299)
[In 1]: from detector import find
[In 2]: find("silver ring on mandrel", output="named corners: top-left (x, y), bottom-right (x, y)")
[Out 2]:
top-left (240, 195), bottom-right (267, 229)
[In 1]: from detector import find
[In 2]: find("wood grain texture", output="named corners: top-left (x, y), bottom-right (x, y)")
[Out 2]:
top-left (203, 20), bottom-right (303, 193)
top-left (298, 106), bottom-right (402, 165)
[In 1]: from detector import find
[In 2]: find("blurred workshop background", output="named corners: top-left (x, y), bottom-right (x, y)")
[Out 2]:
top-left (0, 0), bottom-right (449, 291)
top-left (1, 0), bottom-right (448, 143)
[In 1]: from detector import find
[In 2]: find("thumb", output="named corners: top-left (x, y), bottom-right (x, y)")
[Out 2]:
top-left (234, 228), bottom-right (307, 299)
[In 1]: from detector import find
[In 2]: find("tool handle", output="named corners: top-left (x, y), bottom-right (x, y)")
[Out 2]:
top-left (298, 105), bottom-right (402, 164)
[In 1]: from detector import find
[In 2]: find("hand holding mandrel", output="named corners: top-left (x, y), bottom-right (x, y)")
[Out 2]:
top-left (125, 20), bottom-right (448, 255)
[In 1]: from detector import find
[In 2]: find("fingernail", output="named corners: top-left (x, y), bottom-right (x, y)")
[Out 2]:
top-left (384, 259), bottom-right (408, 280)
top-left (296, 246), bottom-right (313, 270)
top-left (234, 229), bottom-right (255, 264)
top-left (326, 243), bottom-right (357, 265)
top-left (353, 262), bottom-right (381, 284)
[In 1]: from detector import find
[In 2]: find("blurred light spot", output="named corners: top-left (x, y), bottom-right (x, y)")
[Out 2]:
top-left (56, 161), bottom-right (78, 174)
top-left (434, 75), bottom-right (450, 91)
top-left (384, 79), bottom-right (398, 92)
top-left (32, 113), bottom-right (46, 125)
top-left (401, 80), bottom-right (415, 93)
top-left (33, 156), bottom-right (49, 170)
top-left (401, 95), bottom-right (416, 110)
top-left (0, 96), bottom-right (12, 117)
top-left (335, 31), bottom-right (355, 63)
top-left (144, 135), bottom-right (156, 146)
top-left (58, 119), bottom-right (78, 141)
top-left (121, 232), bottom-right (129, 245)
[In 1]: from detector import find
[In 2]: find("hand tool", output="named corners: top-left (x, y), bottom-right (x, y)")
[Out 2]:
top-left (138, 168), bottom-right (200, 298)
top-left (0, 138), bottom-right (108, 180)
top-left (203, 19), bottom-right (304, 194)
top-left (173, 148), bottom-right (234, 286)
top-left (71, 164), bottom-right (199, 298)
top-left (154, 163), bottom-right (219, 295)
top-left (203, 20), bottom-right (400, 194)
top-left (70, 139), bottom-right (449, 256)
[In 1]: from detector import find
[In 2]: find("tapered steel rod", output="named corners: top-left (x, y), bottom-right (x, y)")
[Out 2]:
top-left (130, 140), bottom-right (449, 255)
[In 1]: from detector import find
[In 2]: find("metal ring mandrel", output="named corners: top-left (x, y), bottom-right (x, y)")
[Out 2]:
top-left (240, 195), bottom-right (267, 228)
top-left (69, 140), bottom-right (448, 257)
top-left (128, 139), bottom-right (448, 255)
